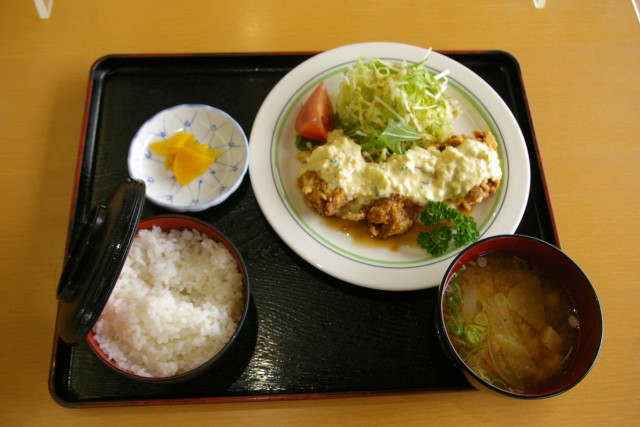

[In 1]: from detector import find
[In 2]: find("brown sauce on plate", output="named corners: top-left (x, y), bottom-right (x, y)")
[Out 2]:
top-left (321, 216), bottom-right (431, 251)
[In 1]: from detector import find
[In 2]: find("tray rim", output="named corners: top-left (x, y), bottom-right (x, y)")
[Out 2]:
top-left (49, 49), bottom-right (559, 408)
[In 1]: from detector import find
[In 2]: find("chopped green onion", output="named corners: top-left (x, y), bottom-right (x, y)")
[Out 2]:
top-left (474, 312), bottom-right (489, 326)
top-left (465, 327), bottom-right (481, 346)
top-left (446, 319), bottom-right (464, 337)
top-left (467, 324), bottom-right (486, 333)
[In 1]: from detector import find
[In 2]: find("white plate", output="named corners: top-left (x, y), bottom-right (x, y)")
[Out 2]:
top-left (249, 42), bottom-right (530, 291)
top-left (128, 104), bottom-right (249, 212)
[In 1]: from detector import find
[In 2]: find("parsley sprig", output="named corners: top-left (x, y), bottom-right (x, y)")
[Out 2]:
top-left (417, 201), bottom-right (480, 257)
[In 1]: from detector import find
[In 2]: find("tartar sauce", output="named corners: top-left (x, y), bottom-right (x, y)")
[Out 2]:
top-left (298, 130), bottom-right (502, 208)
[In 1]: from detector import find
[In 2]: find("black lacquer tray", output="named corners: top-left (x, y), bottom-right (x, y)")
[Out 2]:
top-left (49, 51), bottom-right (558, 408)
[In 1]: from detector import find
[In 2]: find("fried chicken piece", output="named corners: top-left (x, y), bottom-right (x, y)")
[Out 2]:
top-left (296, 170), bottom-right (348, 216)
top-left (296, 129), bottom-right (500, 238)
top-left (435, 130), bottom-right (500, 214)
top-left (435, 129), bottom-right (498, 151)
top-left (454, 179), bottom-right (500, 214)
top-left (366, 195), bottom-right (418, 239)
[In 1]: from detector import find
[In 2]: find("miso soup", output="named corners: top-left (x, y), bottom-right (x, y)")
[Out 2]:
top-left (443, 253), bottom-right (579, 393)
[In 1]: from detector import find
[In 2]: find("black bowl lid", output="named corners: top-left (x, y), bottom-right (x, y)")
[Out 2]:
top-left (55, 178), bottom-right (145, 344)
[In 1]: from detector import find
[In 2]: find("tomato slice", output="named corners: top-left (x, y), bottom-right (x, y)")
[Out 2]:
top-left (295, 81), bottom-right (335, 140)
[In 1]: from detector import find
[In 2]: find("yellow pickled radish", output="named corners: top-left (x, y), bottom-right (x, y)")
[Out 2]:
top-left (173, 145), bottom-right (219, 185)
top-left (150, 131), bottom-right (194, 154)
top-left (150, 132), bottom-right (221, 185)
top-left (151, 132), bottom-right (195, 169)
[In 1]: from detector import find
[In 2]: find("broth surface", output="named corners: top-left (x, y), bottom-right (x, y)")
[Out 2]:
top-left (443, 254), bottom-right (578, 393)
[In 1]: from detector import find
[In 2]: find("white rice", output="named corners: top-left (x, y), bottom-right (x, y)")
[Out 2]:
top-left (92, 225), bottom-right (244, 377)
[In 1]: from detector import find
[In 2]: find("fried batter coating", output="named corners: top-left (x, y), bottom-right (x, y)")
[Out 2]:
top-left (435, 130), bottom-right (498, 151)
top-left (296, 170), bottom-right (348, 216)
top-left (366, 195), bottom-right (418, 238)
top-left (437, 130), bottom-right (500, 213)
top-left (454, 179), bottom-right (500, 214)
top-left (296, 129), bottom-right (501, 239)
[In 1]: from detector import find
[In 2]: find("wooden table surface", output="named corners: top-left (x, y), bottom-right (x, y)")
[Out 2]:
top-left (2, 0), bottom-right (639, 425)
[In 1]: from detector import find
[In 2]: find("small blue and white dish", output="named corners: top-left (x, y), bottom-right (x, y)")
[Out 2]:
top-left (128, 104), bottom-right (249, 212)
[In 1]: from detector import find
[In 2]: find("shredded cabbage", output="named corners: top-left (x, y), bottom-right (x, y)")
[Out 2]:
top-left (334, 54), bottom-right (458, 162)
